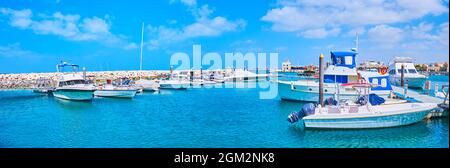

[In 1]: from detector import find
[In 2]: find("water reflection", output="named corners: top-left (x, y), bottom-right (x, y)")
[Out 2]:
top-left (54, 98), bottom-right (94, 110)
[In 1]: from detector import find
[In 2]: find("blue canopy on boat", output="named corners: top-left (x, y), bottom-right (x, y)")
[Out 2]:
top-left (56, 62), bottom-right (79, 72)
top-left (57, 62), bottom-right (78, 68)
top-left (330, 51), bottom-right (357, 68)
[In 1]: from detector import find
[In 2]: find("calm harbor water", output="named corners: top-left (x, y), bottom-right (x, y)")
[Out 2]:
top-left (0, 76), bottom-right (448, 148)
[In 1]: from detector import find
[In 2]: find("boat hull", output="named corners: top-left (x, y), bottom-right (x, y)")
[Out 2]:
top-left (390, 76), bottom-right (427, 88)
top-left (53, 89), bottom-right (94, 101)
top-left (302, 103), bottom-right (437, 129)
top-left (277, 81), bottom-right (390, 102)
top-left (159, 83), bottom-right (190, 90)
top-left (94, 90), bottom-right (137, 98)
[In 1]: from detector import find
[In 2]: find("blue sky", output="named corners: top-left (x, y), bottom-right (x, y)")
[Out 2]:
top-left (0, 0), bottom-right (449, 73)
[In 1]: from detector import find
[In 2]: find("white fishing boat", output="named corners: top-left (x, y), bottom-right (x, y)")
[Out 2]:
top-left (52, 62), bottom-right (95, 101)
top-left (134, 79), bottom-right (160, 92)
top-left (159, 74), bottom-right (190, 90)
top-left (278, 51), bottom-right (392, 102)
top-left (224, 69), bottom-right (268, 82)
top-left (388, 57), bottom-right (427, 88)
top-left (94, 79), bottom-right (137, 98)
top-left (191, 79), bottom-right (217, 86)
top-left (287, 85), bottom-right (438, 129)
top-left (211, 73), bottom-right (225, 83)
top-left (302, 103), bottom-right (436, 129)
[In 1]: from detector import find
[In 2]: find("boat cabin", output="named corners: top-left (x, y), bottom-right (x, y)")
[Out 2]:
top-left (324, 51), bottom-right (359, 84)
top-left (388, 57), bottom-right (419, 75)
top-left (358, 71), bottom-right (392, 91)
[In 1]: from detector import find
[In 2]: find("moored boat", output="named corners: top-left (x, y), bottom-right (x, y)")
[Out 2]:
top-left (287, 84), bottom-right (438, 129)
top-left (278, 51), bottom-right (392, 102)
top-left (224, 69), bottom-right (269, 82)
top-left (159, 74), bottom-right (190, 90)
top-left (52, 62), bottom-right (95, 101)
top-left (94, 79), bottom-right (137, 98)
top-left (388, 57), bottom-right (427, 88)
top-left (301, 102), bottom-right (437, 129)
top-left (135, 79), bottom-right (160, 92)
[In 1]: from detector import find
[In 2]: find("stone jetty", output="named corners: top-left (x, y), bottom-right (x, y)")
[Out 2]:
top-left (0, 70), bottom-right (173, 89)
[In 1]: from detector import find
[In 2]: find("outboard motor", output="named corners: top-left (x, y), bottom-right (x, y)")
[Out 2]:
top-left (356, 96), bottom-right (368, 105)
top-left (324, 97), bottom-right (338, 106)
top-left (287, 103), bottom-right (316, 123)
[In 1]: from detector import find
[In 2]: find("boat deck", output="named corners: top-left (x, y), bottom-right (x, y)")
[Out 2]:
top-left (392, 86), bottom-right (444, 104)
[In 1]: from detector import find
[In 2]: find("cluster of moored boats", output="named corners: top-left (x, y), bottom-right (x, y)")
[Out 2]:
top-left (34, 62), bottom-right (270, 100)
top-left (283, 50), bottom-right (448, 129)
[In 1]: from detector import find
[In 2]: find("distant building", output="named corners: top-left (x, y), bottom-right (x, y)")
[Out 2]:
top-left (358, 61), bottom-right (384, 71)
top-left (281, 60), bottom-right (292, 72)
top-left (280, 59), bottom-right (317, 73)
top-left (427, 62), bottom-right (448, 72)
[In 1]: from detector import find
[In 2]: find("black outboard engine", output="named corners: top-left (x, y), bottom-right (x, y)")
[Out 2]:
top-left (356, 96), bottom-right (368, 105)
top-left (324, 97), bottom-right (338, 106)
top-left (287, 103), bottom-right (316, 123)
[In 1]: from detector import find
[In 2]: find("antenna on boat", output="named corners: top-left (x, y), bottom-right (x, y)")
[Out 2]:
top-left (140, 22), bottom-right (144, 71)
top-left (356, 32), bottom-right (359, 52)
top-left (351, 32), bottom-right (359, 52)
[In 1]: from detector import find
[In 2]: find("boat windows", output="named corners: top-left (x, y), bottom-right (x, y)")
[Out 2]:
top-left (389, 69), bottom-right (395, 75)
top-left (372, 78), bottom-right (378, 86)
top-left (344, 56), bottom-right (353, 65)
top-left (397, 69), bottom-right (407, 74)
top-left (408, 69), bottom-right (417, 74)
top-left (381, 79), bottom-right (387, 87)
top-left (336, 57), bottom-right (343, 64)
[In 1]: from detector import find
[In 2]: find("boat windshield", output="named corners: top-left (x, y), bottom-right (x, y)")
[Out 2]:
top-left (408, 69), bottom-right (417, 74)
top-left (59, 80), bottom-right (85, 87)
top-left (397, 69), bottom-right (407, 74)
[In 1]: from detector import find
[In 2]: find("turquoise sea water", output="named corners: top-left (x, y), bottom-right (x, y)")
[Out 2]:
top-left (0, 76), bottom-right (448, 148)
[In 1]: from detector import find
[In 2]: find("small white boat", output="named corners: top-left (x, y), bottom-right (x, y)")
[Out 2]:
top-left (53, 62), bottom-right (95, 101)
top-left (287, 84), bottom-right (438, 129)
top-left (224, 69), bottom-right (268, 82)
top-left (301, 103), bottom-right (437, 129)
top-left (388, 57), bottom-right (427, 88)
top-left (94, 80), bottom-right (137, 98)
top-left (191, 79), bottom-right (217, 86)
top-left (159, 74), bottom-right (190, 89)
top-left (134, 79), bottom-right (159, 92)
top-left (159, 80), bottom-right (190, 89)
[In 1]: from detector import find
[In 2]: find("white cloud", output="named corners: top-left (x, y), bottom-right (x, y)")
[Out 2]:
top-left (261, 0), bottom-right (448, 38)
top-left (184, 17), bottom-right (246, 37)
top-left (346, 27), bottom-right (366, 36)
top-left (367, 25), bottom-right (404, 45)
top-left (123, 43), bottom-right (139, 50)
top-left (0, 8), bottom-right (33, 29)
top-left (147, 1), bottom-right (246, 50)
top-left (299, 27), bottom-right (341, 39)
top-left (261, 6), bottom-right (327, 32)
top-left (363, 22), bottom-right (449, 62)
top-left (0, 8), bottom-right (135, 49)
top-left (82, 17), bottom-right (110, 34)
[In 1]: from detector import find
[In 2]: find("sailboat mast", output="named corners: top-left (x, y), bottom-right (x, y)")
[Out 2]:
top-left (140, 22), bottom-right (144, 71)
top-left (355, 32), bottom-right (359, 52)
